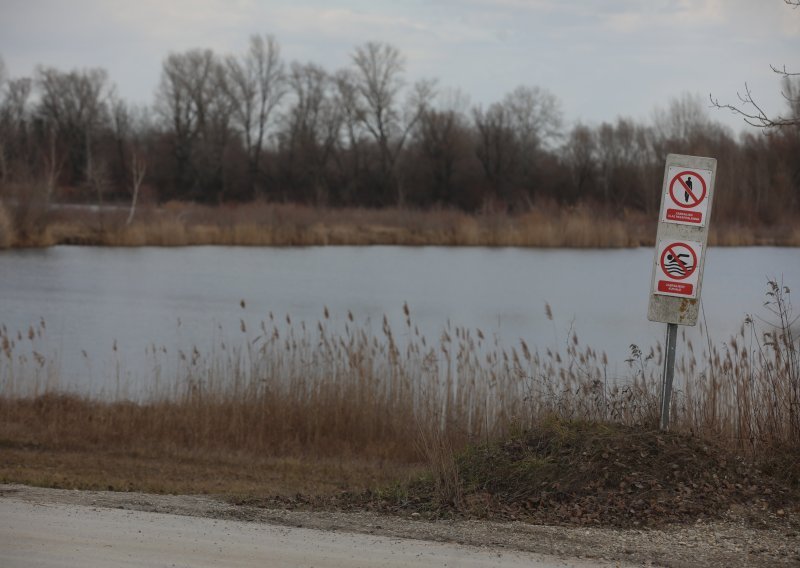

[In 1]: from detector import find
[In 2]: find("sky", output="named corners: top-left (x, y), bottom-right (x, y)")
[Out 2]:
top-left (0, 0), bottom-right (798, 135)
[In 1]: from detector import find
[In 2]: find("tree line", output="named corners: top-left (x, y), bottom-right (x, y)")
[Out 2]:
top-left (0, 37), bottom-right (798, 226)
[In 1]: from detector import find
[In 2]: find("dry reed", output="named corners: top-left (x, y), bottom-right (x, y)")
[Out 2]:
top-left (33, 202), bottom-right (800, 248)
top-left (2, 280), bottom-right (797, 474)
top-left (6, 201), bottom-right (662, 248)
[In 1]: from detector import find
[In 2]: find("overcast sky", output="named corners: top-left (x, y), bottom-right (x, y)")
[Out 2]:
top-left (1, 0), bottom-right (798, 134)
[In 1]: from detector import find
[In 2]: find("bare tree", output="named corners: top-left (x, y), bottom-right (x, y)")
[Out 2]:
top-left (350, 42), bottom-right (435, 205)
top-left (127, 152), bottom-right (146, 225)
top-left (156, 49), bottom-right (213, 194)
top-left (502, 85), bottom-right (563, 193)
top-left (412, 104), bottom-right (473, 206)
top-left (224, 34), bottom-right (285, 198)
top-left (0, 70), bottom-right (56, 235)
top-left (330, 69), bottom-right (366, 203)
top-left (156, 49), bottom-right (233, 200)
top-left (563, 124), bottom-right (597, 199)
top-left (35, 66), bottom-right (111, 189)
top-left (41, 124), bottom-right (63, 205)
top-left (279, 62), bottom-right (341, 204)
top-left (472, 85), bottom-right (564, 208)
top-left (86, 154), bottom-right (111, 211)
top-left (111, 97), bottom-right (149, 224)
top-left (653, 92), bottom-right (710, 142)
top-left (503, 85), bottom-right (562, 152)
top-left (3, 75), bottom-right (59, 203)
top-left (593, 118), bottom-right (658, 211)
top-left (710, 1), bottom-right (799, 128)
top-left (473, 101), bottom-right (518, 205)
top-left (711, 74), bottom-right (799, 129)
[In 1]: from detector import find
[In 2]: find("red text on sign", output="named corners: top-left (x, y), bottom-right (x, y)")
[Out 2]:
top-left (657, 281), bottom-right (693, 296)
top-left (666, 209), bottom-right (702, 224)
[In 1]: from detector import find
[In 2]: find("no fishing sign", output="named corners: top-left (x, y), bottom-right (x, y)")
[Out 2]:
top-left (648, 154), bottom-right (717, 325)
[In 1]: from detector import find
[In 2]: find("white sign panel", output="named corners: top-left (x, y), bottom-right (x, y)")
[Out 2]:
top-left (660, 166), bottom-right (713, 227)
top-left (653, 239), bottom-right (702, 299)
top-left (648, 154), bottom-right (716, 326)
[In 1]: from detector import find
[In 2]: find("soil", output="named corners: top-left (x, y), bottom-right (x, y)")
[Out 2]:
top-left (388, 420), bottom-right (800, 528)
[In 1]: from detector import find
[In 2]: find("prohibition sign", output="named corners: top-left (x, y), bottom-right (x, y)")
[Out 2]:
top-left (659, 242), bottom-right (697, 281)
top-left (669, 171), bottom-right (707, 209)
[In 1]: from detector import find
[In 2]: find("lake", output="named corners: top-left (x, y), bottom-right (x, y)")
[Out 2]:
top-left (1, 245), bottom-right (798, 395)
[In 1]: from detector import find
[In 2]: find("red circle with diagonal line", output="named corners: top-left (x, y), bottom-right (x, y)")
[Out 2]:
top-left (669, 171), bottom-right (707, 209)
top-left (659, 243), bottom-right (697, 281)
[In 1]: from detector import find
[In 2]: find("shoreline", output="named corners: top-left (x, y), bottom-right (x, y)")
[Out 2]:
top-left (2, 202), bottom-right (798, 249)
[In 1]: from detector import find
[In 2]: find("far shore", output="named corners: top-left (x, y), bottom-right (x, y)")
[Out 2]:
top-left (2, 201), bottom-right (799, 249)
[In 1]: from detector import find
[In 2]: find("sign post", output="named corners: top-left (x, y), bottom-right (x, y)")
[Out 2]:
top-left (648, 154), bottom-right (717, 430)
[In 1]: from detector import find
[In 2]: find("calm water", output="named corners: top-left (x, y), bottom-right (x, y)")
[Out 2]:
top-left (1, 245), bottom-right (798, 394)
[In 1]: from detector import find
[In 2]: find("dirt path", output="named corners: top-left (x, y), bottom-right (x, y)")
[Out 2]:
top-left (1, 484), bottom-right (797, 567)
top-left (0, 491), bottom-right (615, 568)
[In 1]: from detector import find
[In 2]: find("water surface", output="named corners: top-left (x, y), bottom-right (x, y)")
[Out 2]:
top-left (1, 245), bottom-right (797, 394)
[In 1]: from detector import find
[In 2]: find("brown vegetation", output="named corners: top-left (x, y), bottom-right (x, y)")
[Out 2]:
top-left (1, 282), bottom-right (798, 525)
top-left (4, 200), bottom-right (800, 249)
top-left (365, 419), bottom-right (796, 527)
top-left (0, 201), bottom-right (13, 248)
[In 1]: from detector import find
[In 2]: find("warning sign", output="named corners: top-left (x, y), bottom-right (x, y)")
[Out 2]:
top-left (654, 239), bottom-right (702, 298)
top-left (661, 166), bottom-right (712, 227)
top-left (649, 154), bottom-right (716, 325)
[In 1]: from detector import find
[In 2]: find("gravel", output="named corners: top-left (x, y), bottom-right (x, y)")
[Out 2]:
top-left (2, 484), bottom-right (798, 567)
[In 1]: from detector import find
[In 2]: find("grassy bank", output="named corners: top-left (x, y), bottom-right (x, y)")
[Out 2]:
top-left (1, 283), bottom-right (798, 525)
top-left (3, 200), bottom-right (800, 249)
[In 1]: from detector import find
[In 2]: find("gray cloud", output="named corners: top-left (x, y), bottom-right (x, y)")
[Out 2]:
top-left (0, 0), bottom-right (797, 131)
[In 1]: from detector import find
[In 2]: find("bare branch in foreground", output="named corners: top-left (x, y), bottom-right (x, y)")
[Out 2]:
top-left (710, 81), bottom-right (799, 129)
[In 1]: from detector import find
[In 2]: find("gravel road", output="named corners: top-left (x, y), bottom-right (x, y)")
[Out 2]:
top-left (0, 492), bottom-right (615, 568)
top-left (1, 484), bottom-right (797, 567)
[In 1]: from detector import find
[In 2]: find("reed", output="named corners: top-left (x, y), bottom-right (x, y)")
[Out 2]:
top-left (2, 280), bottom-right (797, 481)
top-left (20, 200), bottom-right (800, 248)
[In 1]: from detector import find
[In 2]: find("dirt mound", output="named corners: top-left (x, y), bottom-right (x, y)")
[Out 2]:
top-left (390, 420), bottom-right (798, 527)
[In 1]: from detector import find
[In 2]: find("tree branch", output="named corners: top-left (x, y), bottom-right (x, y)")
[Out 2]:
top-left (709, 81), bottom-right (798, 129)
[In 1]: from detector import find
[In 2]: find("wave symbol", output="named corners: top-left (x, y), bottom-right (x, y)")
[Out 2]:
top-left (664, 252), bottom-right (692, 277)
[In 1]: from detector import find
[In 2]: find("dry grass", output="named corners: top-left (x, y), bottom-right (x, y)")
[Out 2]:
top-left (3, 198), bottom-right (799, 248)
top-left (39, 201), bottom-right (648, 248)
top-left (709, 223), bottom-right (800, 247)
top-left (0, 444), bottom-right (415, 496)
top-left (1, 280), bottom-right (798, 502)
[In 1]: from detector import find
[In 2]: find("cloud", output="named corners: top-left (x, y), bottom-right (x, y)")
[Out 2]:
top-left (0, 0), bottom-right (796, 132)
top-left (602, 0), bottom-right (725, 34)
top-left (106, 0), bottom-right (255, 52)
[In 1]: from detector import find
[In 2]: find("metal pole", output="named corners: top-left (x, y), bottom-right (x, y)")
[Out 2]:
top-left (660, 322), bottom-right (678, 431)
